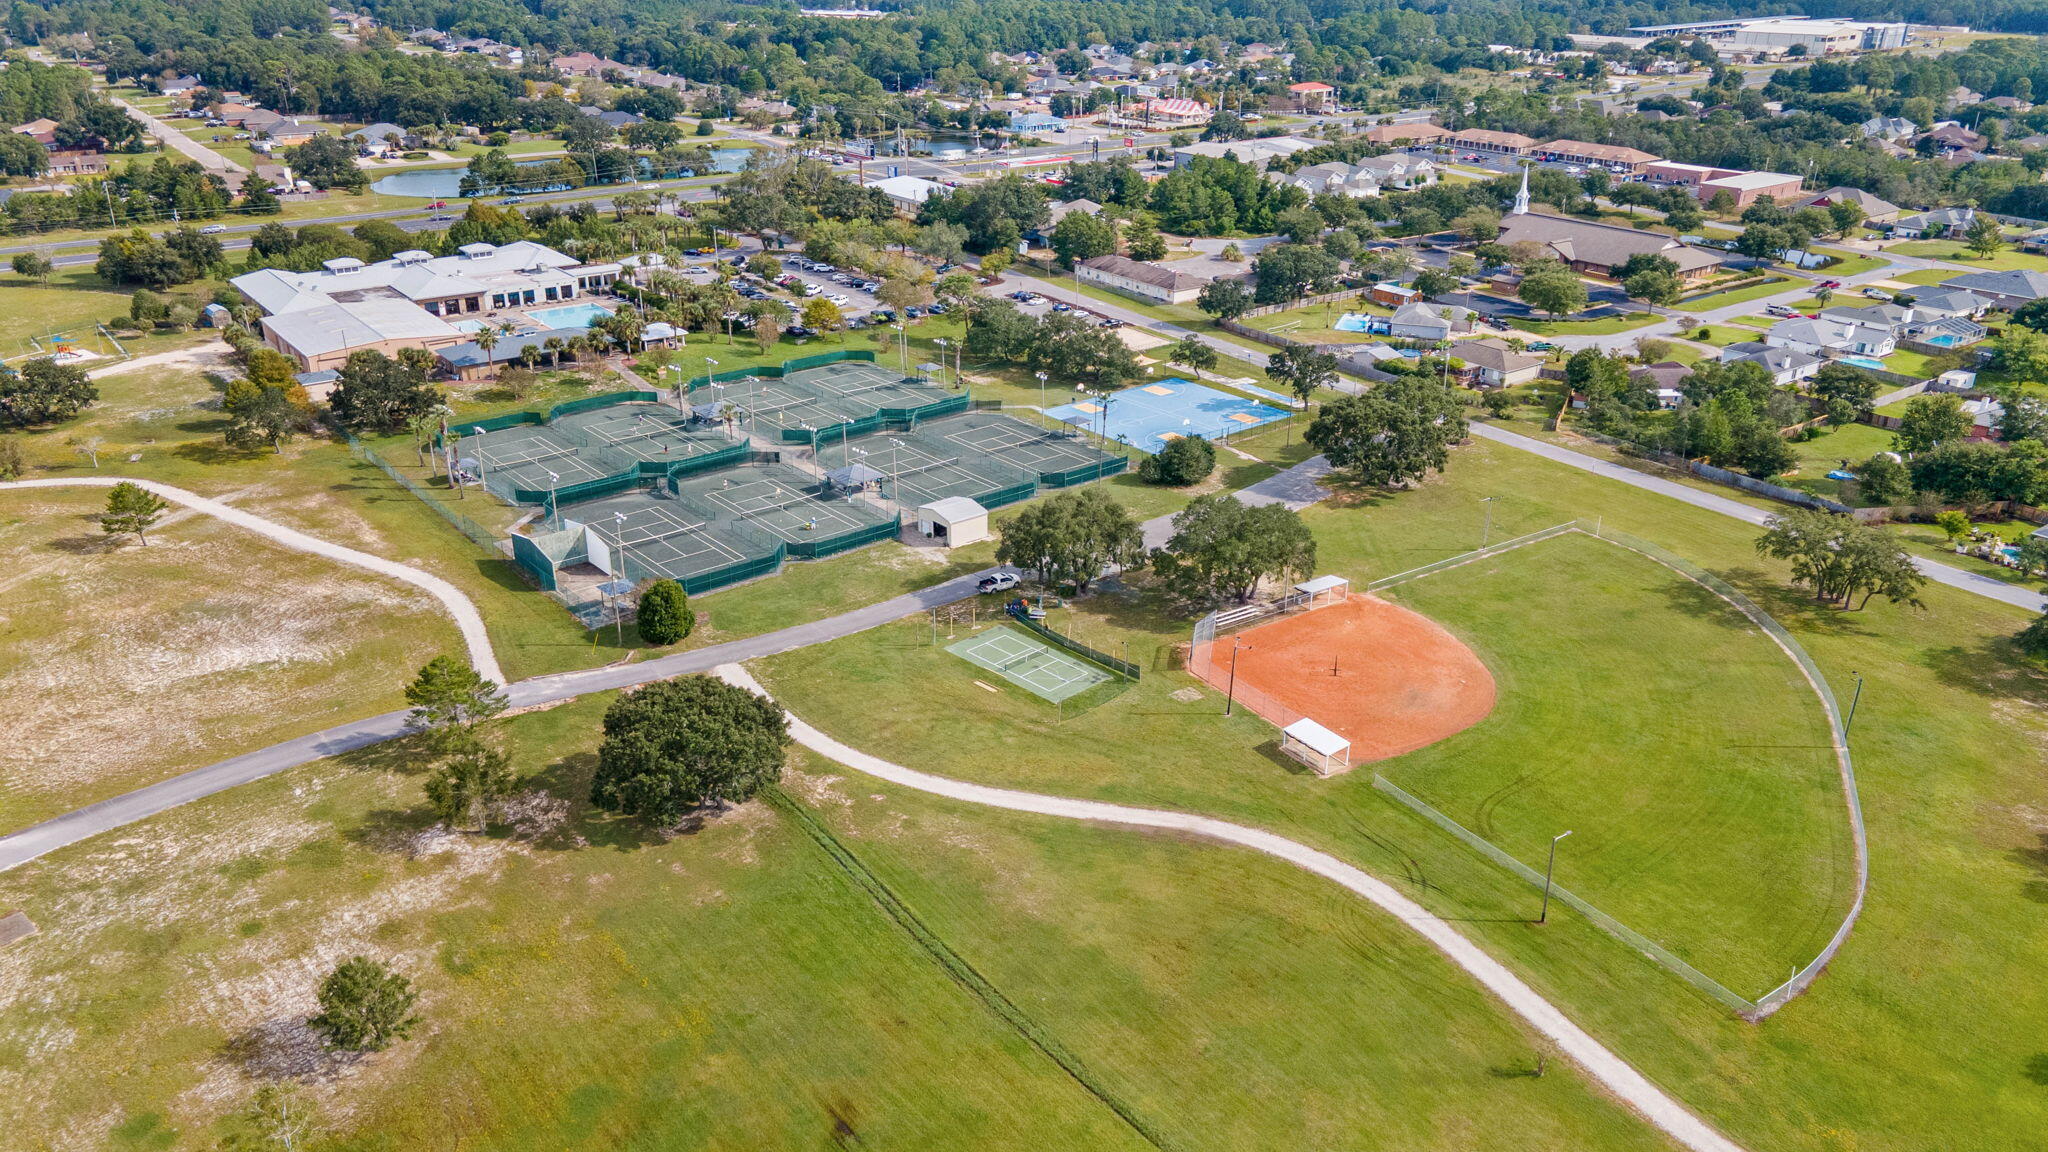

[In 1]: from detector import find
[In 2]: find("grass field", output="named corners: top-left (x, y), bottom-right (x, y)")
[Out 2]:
top-left (1778, 421), bottom-right (1899, 503)
top-left (1885, 240), bottom-right (2048, 272)
top-left (1375, 532), bottom-right (1849, 994)
top-left (0, 694), bottom-right (1673, 1151)
top-left (0, 269), bottom-right (221, 357)
top-left (1673, 276), bottom-right (1795, 313)
top-left (1505, 311), bottom-right (1661, 336)
top-left (756, 435), bottom-right (2048, 1152)
top-left (0, 488), bottom-right (457, 830)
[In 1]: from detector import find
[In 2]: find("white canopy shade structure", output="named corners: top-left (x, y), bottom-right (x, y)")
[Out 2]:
top-left (1293, 574), bottom-right (1352, 605)
top-left (1281, 718), bottom-right (1351, 777)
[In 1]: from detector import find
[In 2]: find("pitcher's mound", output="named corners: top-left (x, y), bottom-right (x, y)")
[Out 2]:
top-left (1193, 594), bottom-right (1494, 765)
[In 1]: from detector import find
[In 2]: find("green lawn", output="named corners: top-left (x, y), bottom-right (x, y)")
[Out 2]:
top-left (1779, 422), bottom-right (1899, 503)
top-left (1673, 276), bottom-right (1795, 313)
top-left (1891, 268), bottom-right (1965, 287)
top-left (1504, 311), bottom-right (1662, 336)
top-left (1812, 249), bottom-right (1888, 278)
top-left (1683, 322), bottom-right (1767, 348)
top-left (1885, 240), bottom-right (2048, 272)
top-left (757, 435), bottom-right (2048, 1152)
top-left (759, 528), bottom-right (1852, 997)
top-left (0, 269), bottom-right (221, 356)
top-left (0, 694), bottom-right (1673, 1152)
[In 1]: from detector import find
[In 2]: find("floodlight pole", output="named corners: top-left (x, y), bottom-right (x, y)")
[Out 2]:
top-left (1481, 495), bottom-right (1499, 550)
top-left (1036, 370), bottom-right (1049, 415)
top-left (1843, 671), bottom-right (1864, 738)
top-left (1225, 636), bottom-right (1249, 716)
top-left (1539, 830), bottom-right (1573, 924)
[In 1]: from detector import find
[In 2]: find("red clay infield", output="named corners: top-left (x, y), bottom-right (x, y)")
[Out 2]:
top-left (1193, 595), bottom-right (1495, 765)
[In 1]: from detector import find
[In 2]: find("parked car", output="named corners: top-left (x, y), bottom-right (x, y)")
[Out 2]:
top-left (978, 572), bottom-right (1020, 594)
top-left (199, 223), bottom-right (227, 234)
top-left (1818, 279), bottom-right (1842, 289)
top-left (429, 213), bottom-right (454, 222)
top-left (1862, 287), bottom-right (1892, 300)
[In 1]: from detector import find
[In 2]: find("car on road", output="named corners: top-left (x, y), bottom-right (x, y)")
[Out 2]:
top-left (200, 224), bottom-right (227, 234)
top-left (429, 213), bottom-right (454, 222)
top-left (641, 183), bottom-right (661, 190)
top-left (428, 200), bottom-right (448, 209)
top-left (499, 196), bottom-right (524, 205)
top-left (1765, 303), bottom-right (1797, 317)
top-left (978, 572), bottom-right (1020, 594)
top-left (1818, 279), bottom-right (1842, 289)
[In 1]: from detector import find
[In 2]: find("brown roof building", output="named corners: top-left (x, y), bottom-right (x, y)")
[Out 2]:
top-left (1448, 128), bottom-right (1536, 155)
top-left (1362, 122), bottom-right (1449, 145)
top-left (1497, 212), bottom-right (1724, 281)
top-left (1534, 139), bottom-right (1662, 173)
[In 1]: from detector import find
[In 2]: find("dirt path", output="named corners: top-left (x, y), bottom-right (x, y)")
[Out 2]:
top-left (715, 661), bottom-right (1748, 1152)
top-left (0, 477), bottom-right (501, 683)
top-left (88, 342), bottom-right (234, 380)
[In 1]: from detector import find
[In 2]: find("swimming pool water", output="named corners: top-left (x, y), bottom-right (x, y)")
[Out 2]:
top-left (1923, 334), bottom-right (1961, 347)
top-left (526, 302), bottom-right (614, 330)
top-left (1839, 356), bottom-right (1887, 371)
top-left (1333, 312), bottom-right (1376, 333)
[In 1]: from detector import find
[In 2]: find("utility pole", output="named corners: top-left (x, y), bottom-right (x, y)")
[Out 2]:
top-left (1481, 495), bottom-right (1499, 549)
top-left (1225, 636), bottom-right (1250, 716)
top-left (1539, 830), bottom-right (1573, 924)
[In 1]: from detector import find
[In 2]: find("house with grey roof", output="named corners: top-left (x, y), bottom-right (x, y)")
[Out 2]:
top-left (1791, 185), bottom-right (1900, 224)
top-left (1891, 206), bottom-right (1975, 239)
top-left (1495, 212), bottom-right (1723, 281)
top-left (1386, 301), bottom-right (1467, 341)
top-left (1719, 342), bottom-right (1824, 386)
top-left (1765, 316), bottom-right (1896, 359)
top-left (1901, 287), bottom-right (1991, 319)
top-left (1454, 338), bottom-right (1543, 389)
top-left (1945, 269), bottom-right (2048, 309)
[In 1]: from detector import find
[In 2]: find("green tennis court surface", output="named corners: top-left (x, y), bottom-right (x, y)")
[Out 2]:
top-left (946, 626), bottom-right (1113, 703)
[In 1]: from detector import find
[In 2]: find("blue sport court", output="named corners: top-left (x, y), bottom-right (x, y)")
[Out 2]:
top-left (1045, 378), bottom-right (1290, 452)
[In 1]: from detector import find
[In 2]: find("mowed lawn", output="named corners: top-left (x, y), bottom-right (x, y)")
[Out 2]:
top-left (1377, 532), bottom-right (1850, 995)
top-left (0, 694), bottom-right (1671, 1152)
top-left (0, 488), bottom-right (457, 829)
top-left (764, 436), bottom-right (2048, 1152)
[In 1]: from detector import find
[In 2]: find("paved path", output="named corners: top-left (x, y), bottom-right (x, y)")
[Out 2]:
top-left (0, 477), bottom-right (505, 683)
top-left (714, 663), bottom-right (1748, 1152)
top-left (111, 96), bottom-right (246, 178)
top-left (1468, 423), bottom-right (2048, 614)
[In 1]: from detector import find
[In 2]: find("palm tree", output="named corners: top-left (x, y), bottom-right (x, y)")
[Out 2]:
top-left (473, 326), bottom-right (500, 370)
top-left (543, 336), bottom-right (566, 367)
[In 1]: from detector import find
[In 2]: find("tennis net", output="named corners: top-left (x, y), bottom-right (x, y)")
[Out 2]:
top-left (609, 514), bottom-right (706, 549)
top-left (712, 486), bottom-right (821, 517)
top-left (998, 648), bottom-right (1040, 671)
top-left (482, 439), bottom-right (579, 469)
top-left (889, 454), bottom-right (961, 480)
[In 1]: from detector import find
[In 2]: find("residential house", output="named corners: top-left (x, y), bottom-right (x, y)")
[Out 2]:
top-left (1628, 360), bottom-right (1692, 408)
top-left (1915, 123), bottom-right (1986, 156)
top-left (1791, 185), bottom-right (1900, 225)
top-left (1029, 198), bottom-right (1104, 241)
top-left (1385, 300), bottom-right (1466, 341)
top-left (1495, 212), bottom-right (1724, 282)
top-left (1891, 206), bottom-right (1974, 239)
top-left (1819, 302), bottom-right (1913, 330)
top-left (1455, 338), bottom-right (1544, 389)
top-left (1764, 316), bottom-right (1896, 359)
top-left (1719, 341), bottom-right (1824, 385)
top-left (1272, 161), bottom-right (1381, 198)
top-left (11, 118), bottom-right (56, 145)
top-left (1904, 287), bottom-right (1992, 319)
top-left (551, 52), bottom-right (632, 78)
top-left (159, 75), bottom-right (202, 98)
top-left (1946, 269), bottom-right (2048, 309)
top-left (1284, 81), bottom-right (1336, 112)
top-left (347, 122), bottom-right (416, 155)
top-left (1076, 254), bottom-right (1206, 304)
top-left (1860, 115), bottom-right (1915, 140)
top-left (243, 109), bottom-right (322, 145)
top-left (44, 150), bottom-right (107, 175)
top-left (1353, 153), bottom-right (1437, 190)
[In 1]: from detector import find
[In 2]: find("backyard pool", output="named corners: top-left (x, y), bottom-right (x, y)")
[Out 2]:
top-left (1839, 355), bottom-right (1888, 371)
top-left (526, 302), bottom-right (614, 329)
top-left (1922, 334), bottom-right (1962, 347)
top-left (1333, 312), bottom-right (1377, 333)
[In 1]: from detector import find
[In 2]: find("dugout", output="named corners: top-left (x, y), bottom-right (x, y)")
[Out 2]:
top-left (1280, 718), bottom-right (1351, 777)
top-left (1293, 574), bottom-right (1351, 605)
top-left (916, 496), bottom-right (991, 547)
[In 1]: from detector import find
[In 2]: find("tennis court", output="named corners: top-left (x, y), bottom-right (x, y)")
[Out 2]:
top-left (469, 426), bottom-right (611, 502)
top-left (947, 625), bottom-right (1114, 703)
top-left (564, 489), bottom-right (781, 585)
top-left (671, 463), bottom-right (896, 547)
top-left (552, 403), bottom-right (741, 467)
top-left (1044, 378), bottom-right (1290, 452)
top-left (786, 359), bottom-right (945, 408)
top-left (913, 411), bottom-right (1122, 484)
top-left (853, 434), bottom-right (1036, 508)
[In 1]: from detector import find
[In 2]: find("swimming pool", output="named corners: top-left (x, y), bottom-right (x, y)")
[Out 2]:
top-left (449, 319), bottom-right (487, 334)
top-left (1839, 355), bottom-right (1888, 371)
top-left (525, 302), bottom-right (614, 329)
top-left (1922, 334), bottom-right (1962, 347)
top-left (1333, 312), bottom-right (1378, 333)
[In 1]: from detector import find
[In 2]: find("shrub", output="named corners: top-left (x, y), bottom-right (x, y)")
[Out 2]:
top-left (1137, 434), bottom-right (1216, 486)
top-left (636, 579), bottom-right (695, 646)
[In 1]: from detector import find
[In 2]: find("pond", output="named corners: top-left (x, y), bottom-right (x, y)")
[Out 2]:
top-left (370, 148), bottom-right (754, 198)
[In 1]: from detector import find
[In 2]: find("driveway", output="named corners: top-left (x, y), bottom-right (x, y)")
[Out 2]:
top-left (112, 96), bottom-right (247, 180)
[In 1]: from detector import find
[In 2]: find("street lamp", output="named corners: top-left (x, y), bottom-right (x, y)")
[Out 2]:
top-left (1539, 830), bottom-right (1573, 924)
top-left (1225, 636), bottom-right (1251, 716)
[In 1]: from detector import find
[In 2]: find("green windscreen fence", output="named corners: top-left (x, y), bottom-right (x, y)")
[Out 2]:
top-left (1004, 600), bottom-right (1141, 679)
top-left (1038, 455), bottom-right (1131, 487)
top-left (785, 515), bottom-right (901, 558)
top-left (686, 349), bottom-right (878, 391)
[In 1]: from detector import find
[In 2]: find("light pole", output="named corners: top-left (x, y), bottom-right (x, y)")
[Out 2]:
top-left (1843, 671), bottom-right (1865, 737)
top-left (1539, 830), bottom-right (1573, 924)
top-left (470, 426), bottom-right (488, 489)
top-left (935, 337), bottom-right (950, 388)
top-left (1036, 370), bottom-right (1049, 414)
top-left (612, 512), bottom-right (632, 646)
top-left (1481, 495), bottom-right (1499, 550)
top-left (1225, 636), bottom-right (1251, 716)
top-left (545, 469), bottom-right (560, 529)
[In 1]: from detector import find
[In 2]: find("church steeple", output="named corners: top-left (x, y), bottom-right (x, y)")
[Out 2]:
top-left (1512, 162), bottom-right (1531, 216)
